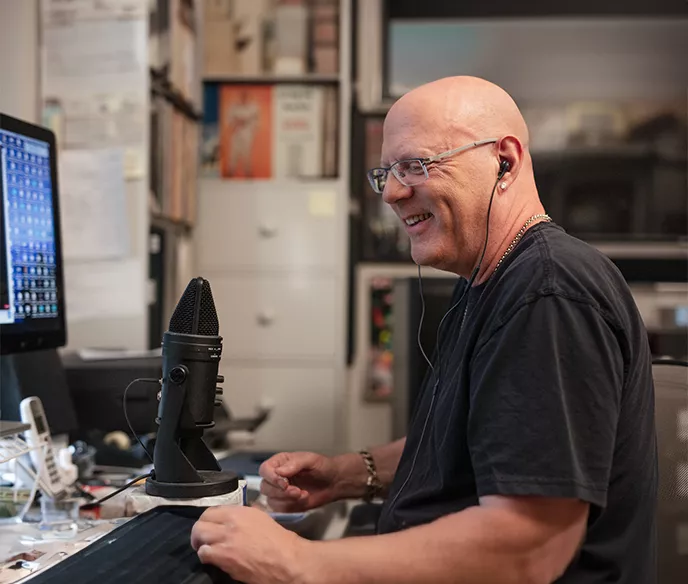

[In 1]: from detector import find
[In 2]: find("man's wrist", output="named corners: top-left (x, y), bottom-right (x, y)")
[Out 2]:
top-left (297, 540), bottom-right (334, 584)
top-left (331, 452), bottom-right (370, 500)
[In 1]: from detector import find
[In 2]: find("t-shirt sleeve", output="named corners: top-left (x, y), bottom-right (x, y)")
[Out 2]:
top-left (468, 294), bottom-right (624, 508)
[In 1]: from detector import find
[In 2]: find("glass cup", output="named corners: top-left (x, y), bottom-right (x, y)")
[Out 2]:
top-left (38, 497), bottom-right (79, 539)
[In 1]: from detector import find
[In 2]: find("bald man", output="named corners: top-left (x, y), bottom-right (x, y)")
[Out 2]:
top-left (191, 77), bottom-right (657, 583)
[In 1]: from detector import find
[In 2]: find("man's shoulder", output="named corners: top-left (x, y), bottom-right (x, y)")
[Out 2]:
top-left (506, 223), bottom-right (626, 300)
top-left (487, 223), bottom-right (636, 331)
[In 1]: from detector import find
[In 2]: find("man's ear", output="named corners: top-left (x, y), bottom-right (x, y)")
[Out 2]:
top-left (495, 135), bottom-right (524, 184)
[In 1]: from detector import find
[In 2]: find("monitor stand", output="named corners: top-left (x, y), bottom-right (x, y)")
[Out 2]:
top-left (0, 349), bottom-right (77, 435)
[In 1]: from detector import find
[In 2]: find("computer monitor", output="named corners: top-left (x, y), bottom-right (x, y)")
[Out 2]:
top-left (0, 113), bottom-right (76, 435)
top-left (0, 113), bottom-right (65, 351)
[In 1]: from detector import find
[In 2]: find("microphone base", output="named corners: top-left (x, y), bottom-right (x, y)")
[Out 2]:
top-left (145, 470), bottom-right (239, 499)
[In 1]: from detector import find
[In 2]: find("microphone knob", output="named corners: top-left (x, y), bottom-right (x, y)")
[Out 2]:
top-left (216, 387), bottom-right (223, 395)
top-left (217, 375), bottom-right (225, 384)
top-left (169, 366), bottom-right (187, 384)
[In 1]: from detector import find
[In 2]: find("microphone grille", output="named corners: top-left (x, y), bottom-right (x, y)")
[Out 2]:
top-left (198, 279), bottom-right (219, 335)
top-left (168, 277), bottom-right (219, 335)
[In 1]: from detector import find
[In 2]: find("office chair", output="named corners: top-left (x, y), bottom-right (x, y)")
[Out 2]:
top-left (653, 359), bottom-right (688, 583)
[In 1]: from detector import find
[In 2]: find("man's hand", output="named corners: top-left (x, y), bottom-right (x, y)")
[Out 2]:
top-left (191, 506), bottom-right (310, 584)
top-left (259, 451), bottom-right (342, 512)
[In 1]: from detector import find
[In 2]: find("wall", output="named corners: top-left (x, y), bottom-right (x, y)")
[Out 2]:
top-left (0, 0), bottom-right (39, 123)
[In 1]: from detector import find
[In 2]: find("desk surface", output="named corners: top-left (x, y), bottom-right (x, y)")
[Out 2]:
top-left (0, 518), bottom-right (126, 584)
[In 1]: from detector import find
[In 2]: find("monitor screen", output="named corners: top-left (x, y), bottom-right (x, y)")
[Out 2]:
top-left (0, 114), bottom-right (66, 353)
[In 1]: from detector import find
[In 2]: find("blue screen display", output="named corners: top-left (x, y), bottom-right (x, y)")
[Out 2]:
top-left (0, 128), bottom-right (59, 325)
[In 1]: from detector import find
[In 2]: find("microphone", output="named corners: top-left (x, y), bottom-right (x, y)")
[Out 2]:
top-left (145, 277), bottom-right (238, 499)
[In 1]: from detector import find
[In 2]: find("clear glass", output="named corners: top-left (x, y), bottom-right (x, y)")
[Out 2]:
top-left (367, 159), bottom-right (428, 193)
top-left (39, 497), bottom-right (80, 539)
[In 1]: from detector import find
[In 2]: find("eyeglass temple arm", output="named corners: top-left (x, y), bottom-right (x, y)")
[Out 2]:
top-left (425, 138), bottom-right (499, 163)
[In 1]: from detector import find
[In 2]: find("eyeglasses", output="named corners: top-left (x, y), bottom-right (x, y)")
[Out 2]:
top-left (366, 138), bottom-right (498, 195)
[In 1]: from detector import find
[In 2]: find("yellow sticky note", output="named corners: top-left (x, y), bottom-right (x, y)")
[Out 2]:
top-left (309, 190), bottom-right (336, 217)
top-left (124, 148), bottom-right (145, 180)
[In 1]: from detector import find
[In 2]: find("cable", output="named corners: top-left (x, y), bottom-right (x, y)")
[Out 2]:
top-left (80, 472), bottom-right (152, 509)
top-left (122, 378), bottom-right (160, 463)
top-left (383, 174), bottom-right (502, 526)
top-left (417, 173), bottom-right (501, 388)
top-left (416, 264), bottom-right (434, 372)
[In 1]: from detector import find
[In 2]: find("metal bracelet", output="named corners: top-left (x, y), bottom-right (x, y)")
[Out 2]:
top-left (359, 449), bottom-right (383, 502)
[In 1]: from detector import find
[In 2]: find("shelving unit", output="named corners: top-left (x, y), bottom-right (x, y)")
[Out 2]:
top-left (147, 0), bottom-right (205, 348)
top-left (150, 67), bottom-right (203, 121)
top-left (204, 74), bottom-right (340, 84)
top-left (195, 0), bottom-right (351, 453)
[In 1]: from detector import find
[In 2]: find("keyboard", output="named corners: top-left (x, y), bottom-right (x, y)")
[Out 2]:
top-left (29, 506), bottom-right (238, 584)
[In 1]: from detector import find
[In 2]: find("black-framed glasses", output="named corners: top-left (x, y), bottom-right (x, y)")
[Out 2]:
top-left (366, 138), bottom-right (498, 194)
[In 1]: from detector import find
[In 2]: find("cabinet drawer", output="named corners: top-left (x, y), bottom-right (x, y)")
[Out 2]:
top-left (198, 180), bottom-right (340, 271)
top-left (220, 365), bottom-right (337, 452)
top-left (210, 273), bottom-right (337, 359)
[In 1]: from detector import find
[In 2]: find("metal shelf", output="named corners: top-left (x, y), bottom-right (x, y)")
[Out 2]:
top-left (203, 74), bottom-right (340, 84)
top-left (150, 67), bottom-right (203, 121)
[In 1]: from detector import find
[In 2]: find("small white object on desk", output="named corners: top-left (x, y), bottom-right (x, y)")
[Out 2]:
top-left (123, 480), bottom-right (246, 517)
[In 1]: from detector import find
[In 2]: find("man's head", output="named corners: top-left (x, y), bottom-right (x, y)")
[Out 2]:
top-left (377, 76), bottom-right (539, 276)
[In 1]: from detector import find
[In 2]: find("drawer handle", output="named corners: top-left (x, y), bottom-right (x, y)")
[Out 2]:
top-left (256, 311), bottom-right (275, 326)
top-left (258, 224), bottom-right (278, 238)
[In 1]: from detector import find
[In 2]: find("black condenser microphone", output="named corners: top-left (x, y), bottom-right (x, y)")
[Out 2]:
top-left (145, 277), bottom-right (238, 499)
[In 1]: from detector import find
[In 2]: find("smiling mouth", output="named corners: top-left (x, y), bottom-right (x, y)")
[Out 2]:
top-left (405, 213), bottom-right (433, 227)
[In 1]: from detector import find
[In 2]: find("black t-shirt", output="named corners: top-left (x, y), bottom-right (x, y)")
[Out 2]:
top-left (377, 222), bottom-right (657, 583)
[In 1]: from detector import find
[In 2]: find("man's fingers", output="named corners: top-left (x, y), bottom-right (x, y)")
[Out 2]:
top-left (275, 452), bottom-right (318, 478)
top-left (190, 521), bottom-right (226, 551)
top-left (260, 480), bottom-right (305, 500)
top-left (268, 490), bottom-right (310, 513)
top-left (268, 499), bottom-right (302, 513)
top-left (259, 455), bottom-right (292, 489)
top-left (198, 505), bottom-right (242, 525)
top-left (197, 544), bottom-right (218, 565)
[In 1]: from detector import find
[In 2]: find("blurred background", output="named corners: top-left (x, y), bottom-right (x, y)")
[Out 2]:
top-left (0, 0), bottom-right (686, 456)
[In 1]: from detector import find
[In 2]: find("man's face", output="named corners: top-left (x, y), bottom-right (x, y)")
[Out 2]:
top-left (380, 110), bottom-right (491, 275)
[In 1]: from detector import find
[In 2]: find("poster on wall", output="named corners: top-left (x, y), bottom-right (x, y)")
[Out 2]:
top-left (219, 84), bottom-right (273, 180)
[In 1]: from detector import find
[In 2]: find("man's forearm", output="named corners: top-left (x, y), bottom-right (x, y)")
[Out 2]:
top-left (332, 439), bottom-right (406, 500)
top-left (301, 503), bottom-right (576, 584)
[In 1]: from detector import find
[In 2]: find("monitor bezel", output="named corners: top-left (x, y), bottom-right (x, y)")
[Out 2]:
top-left (0, 113), bottom-right (67, 354)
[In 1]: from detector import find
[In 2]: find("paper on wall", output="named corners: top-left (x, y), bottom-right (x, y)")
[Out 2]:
top-left (42, 8), bottom-right (147, 97)
top-left (45, 94), bottom-right (146, 151)
top-left (42, 1), bottom-right (147, 152)
top-left (309, 190), bottom-right (336, 217)
top-left (124, 148), bottom-right (146, 180)
top-left (59, 148), bottom-right (130, 261)
top-left (64, 258), bottom-right (144, 322)
top-left (42, 0), bottom-right (147, 23)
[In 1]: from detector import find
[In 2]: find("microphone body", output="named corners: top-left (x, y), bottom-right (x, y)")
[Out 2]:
top-left (161, 331), bottom-right (221, 430)
top-left (145, 278), bottom-right (238, 499)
